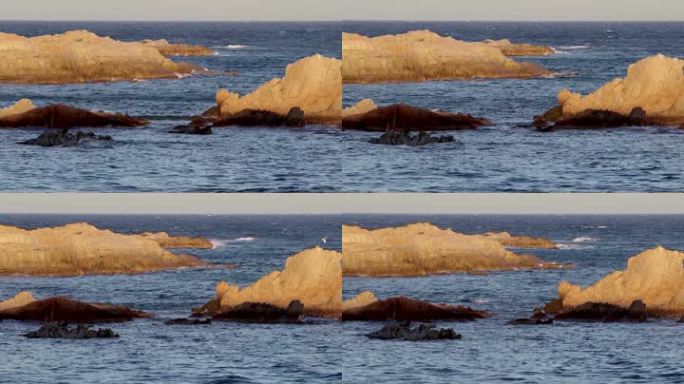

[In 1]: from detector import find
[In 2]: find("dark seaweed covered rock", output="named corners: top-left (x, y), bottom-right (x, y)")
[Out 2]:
top-left (533, 107), bottom-right (652, 131)
top-left (369, 130), bottom-right (456, 146)
top-left (554, 300), bottom-right (648, 322)
top-left (212, 300), bottom-right (304, 323)
top-left (368, 321), bottom-right (462, 341)
top-left (0, 104), bottom-right (148, 129)
top-left (508, 311), bottom-right (554, 325)
top-left (342, 296), bottom-right (489, 322)
top-left (169, 119), bottom-right (213, 135)
top-left (24, 322), bottom-right (119, 339)
top-left (20, 130), bottom-right (113, 147)
top-left (343, 104), bottom-right (489, 132)
top-left (0, 296), bottom-right (149, 323)
top-left (213, 107), bottom-right (305, 128)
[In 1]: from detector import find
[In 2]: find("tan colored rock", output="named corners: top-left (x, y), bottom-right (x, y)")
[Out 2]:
top-left (0, 291), bottom-right (35, 311)
top-left (0, 223), bottom-right (208, 276)
top-left (557, 54), bottom-right (684, 125)
top-left (209, 247), bottom-right (342, 317)
top-left (342, 291), bottom-right (378, 311)
top-left (342, 223), bottom-right (566, 277)
top-left (481, 232), bottom-right (558, 249)
top-left (342, 30), bottom-right (551, 83)
top-left (216, 54), bottom-right (342, 124)
top-left (0, 99), bottom-right (35, 119)
top-left (138, 232), bottom-right (213, 249)
top-left (139, 39), bottom-right (214, 57)
top-left (483, 39), bottom-right (555, 56)
top-left (343, 98), bottom-right (377, 118)
top-left (0, 30), bottom-right (201, 84)
top-left (557, 246), bottom-right (684, 316)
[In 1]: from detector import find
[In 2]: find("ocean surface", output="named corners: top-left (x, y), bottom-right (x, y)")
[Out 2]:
top-left (0, 214), bottom-right (342, 384)
top-left (342, 22), bottom-right (684, 192)
top-left (343, 215), bottom-right (684, 383)
top-left (0, 22), bottom-right (341, 192)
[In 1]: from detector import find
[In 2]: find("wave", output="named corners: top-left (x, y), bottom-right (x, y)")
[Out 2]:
top-left (218, 44), bottom-right (250, 49)
top-left (553, 45), bottom-right (591, 54)
top-left (557, 243), bottom-right (595, 250)
top-left (573, 236), bottom-right (597, 243)
top-left (210, 236), bottom-right (257, 248)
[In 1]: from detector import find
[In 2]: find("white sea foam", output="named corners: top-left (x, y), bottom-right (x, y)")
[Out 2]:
top-left (210, 236), bottom-right (256, 248)
top-left (557, 243), bottom-right (595, 250)
top-left (573, 236), bottom-right (597, 243)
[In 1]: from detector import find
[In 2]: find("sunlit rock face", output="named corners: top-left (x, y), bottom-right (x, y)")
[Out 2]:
top-left (216, 54), bottom-right (342, 125)
top-left (0, 223), bottom-right (208, 276)
top-left (557, 246), bottom-right (684, 316)
top-left (342, 223), bottom-right (566, 277)
top-left (139, 39), bottom-right (215, 57)
top-left (552, 54), bottom-right (684, 126)
top-left (342, 30), bottom-right (551, 83)
top-left (206, 247), bottom-right (342, 318)
top-left (0, 30), bottom-right (200, 84)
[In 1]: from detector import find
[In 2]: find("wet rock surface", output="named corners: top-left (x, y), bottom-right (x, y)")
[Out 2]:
top-left (24, 322), bottom-right (119, 339)
top-left (508, 311), bottom-right (554, 325)
top-left (169, 119), bottom-right (213, 135)
top-left (367, 322), bottom-right (462, 341)
top-left (0, 103), bottom-right (148, 129)
top-left (534, 107), bottom-right (651, 131)
top-left (0, 296), bottom-right (149, 323)
top-left (343, 104), bottom-right (489, 132)
top-left (554, 300), bottom-right (648, 322)
top-left (213, 107), bottom-right (305, 128)
top-left (212, 300), bottom-right (304, 323)
top-left (20, 130), bottom-right (113, 147)
top-left (369, 130), bottom-right (456, 146)
top-left (342, 296), bottom-right (489, 322)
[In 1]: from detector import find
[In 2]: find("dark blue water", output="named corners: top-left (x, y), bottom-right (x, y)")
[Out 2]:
top-left (343, 215), bottom-right (684, 383)
top-left (0, 22), bottom-right (341, 192)
top-left (342, 22), bottom-right (684, 192)
top-left (0, 214), bottom-right (342, 384)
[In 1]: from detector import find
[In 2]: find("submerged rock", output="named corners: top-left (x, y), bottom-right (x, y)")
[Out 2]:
top-left (24, 322), bottom-right (119, 339)
top-left (368, 130), bottom-right (456, 146)
top-left (342, 30), bottom-right (551, 83)
top-left (535, 54), bottom-right (684, 128)
top-left (0, 294), bottom-right (148, 323)
top-left (169, 120), bottom-right (213, 135)
top-left (508, 311), bottom-right (554, 325)
top-left (0, 30), bottom-right (201, 84)
top-left (554, 246), bottom-right (684, 317)
top-left (0, 223), bottom-right (209, 276)
top-left (215, 54), bottom-right (342, 125)
top-left (0, 101), bottom-right (148, 129)
top-left (212, 300), bottom-right (304, 323)
top-left (342, 223), bottom-right (569, 277)
top-left (197, 247), bottom-right (342, 318)
top-left (342, 296), bottom-right (489, 322)
top-left (368, 322), bottom-right (462, 341)
top-left (343, 104), bottom-right (489, 132)
top-left (20, 130), bottom-right (113, 147)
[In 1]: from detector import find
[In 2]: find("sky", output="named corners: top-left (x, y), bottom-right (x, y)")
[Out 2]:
top-left (1, 0), bottom-right (683, 21)
top-left (0, 194), bottom-right (683, 214)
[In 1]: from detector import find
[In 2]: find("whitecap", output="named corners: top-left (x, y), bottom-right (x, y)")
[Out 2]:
top-left (557, 243), bottom-right (595, 250)
top-left (573, 236), bottom-right (597, 243)
top-left (219, 44), bottom-right (250, 49)
top-left (210, 236), bottom-right (256, 249)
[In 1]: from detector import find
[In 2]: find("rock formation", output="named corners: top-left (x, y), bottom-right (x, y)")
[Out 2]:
top-left (0, 292), bottom-right (148, 323)
top-left (0, 223), bottom-right (209, 276)
top-left (535, 54), bottom-right (684, 129)
top-left (0, 291), bottom-right (35, 311)
top-left (342, 223), bottom-right (567, 277)
top-left (481, 232), bottom-right (558, 249)
top-left (368, 322), bottom-right (462, 341)
top-left (215, 54), bottom-right (342, 125)
top-left (0, 30), bottom-right (201, 83)
top-left (24, 322), bottom-right (120, 339)
top-left (212, 300), bottom-right (305, 323)
top-left (554, 246), bottom-right (684, 317)
top-left (138, 231), bottom-right (213, 249)
top-left (342, 104), bottom-right (490, 132)
top-left (198, 247), bottom-right (342, 318)
top-left (20, 130), bottom-right (113, 147)
top-left (139, 39), bottom-right (214, 57)
top-left (212, 107), bottom-right (305, 128)
top-left (342, 99), bottom-right (377, 118)
top-left (0, 101), bottom-right (149, 129)
top-left (342, 296), bottom-right (489, 322)
top-left (342, 30), bottom-right (551, 83)
top-left (483, 39), bottom-right (555, 56)
top-left (368, 130), bottom-right (457, 146)
top-left (342, 291), bottom-right (378, 312)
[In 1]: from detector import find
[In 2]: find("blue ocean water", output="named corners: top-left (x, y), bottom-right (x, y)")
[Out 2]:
top-left (0, 214), bottom-right (342, 384)
top-left (343, 215), bottom-right (684, 383)
top-left (342, 22), bottom-right (684, 192)
top-left (0, 22), bottom-right (341, 192)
